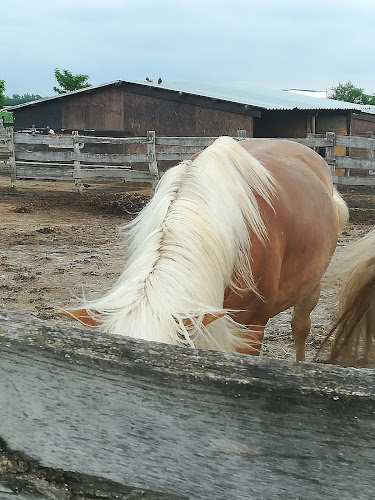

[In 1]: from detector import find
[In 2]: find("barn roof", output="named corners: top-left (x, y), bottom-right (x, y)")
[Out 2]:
top-left (7, 79), bottom-right (375, 114)
top-left (150, 80), bottom-right (375, 113)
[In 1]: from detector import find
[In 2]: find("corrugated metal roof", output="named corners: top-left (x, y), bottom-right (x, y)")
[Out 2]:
top-left (151, 80), bottom-right (375, 112)
top-left (7, 79), bottom-right (375, 114)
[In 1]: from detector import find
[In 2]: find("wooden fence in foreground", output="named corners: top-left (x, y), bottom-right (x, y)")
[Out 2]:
top-left (1, 127), bottom-right (375, 187)
top-left (0, 309), bottom-right (374, 499)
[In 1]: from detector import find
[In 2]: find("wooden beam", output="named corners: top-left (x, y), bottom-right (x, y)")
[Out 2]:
top-left (0, 309), bottom-right (374, 499)
top-left (72, 168), bottom-right (157, 181)
top-left (15, 151), bottom-right (150, 164)
top-left (335, 175), bottom-right (375, 186)
top-left (336, 156), bottom-right (375, 170)
top-left (155, 137), bottom-right (218, 147)
top-left (336, 134), bottom-right (375, 150)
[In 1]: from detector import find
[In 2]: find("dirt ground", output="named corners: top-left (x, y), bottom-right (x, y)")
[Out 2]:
top-left (0, 172), bottom-right (374, 362)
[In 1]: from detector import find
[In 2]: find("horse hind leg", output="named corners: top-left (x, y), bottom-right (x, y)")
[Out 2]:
top-left (291, 282), bottom-right (321, 362)
top-left (236, 324), bottom-right (266, 356)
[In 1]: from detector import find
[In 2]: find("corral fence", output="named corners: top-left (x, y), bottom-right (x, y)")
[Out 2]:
top-left (1, 127), bottom-right (375, 188)
top-left (0, 309), bottom-right (374, 500)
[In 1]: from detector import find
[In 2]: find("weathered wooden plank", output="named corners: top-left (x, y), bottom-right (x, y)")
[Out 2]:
top-left (336, 135), bottom-right (375, 150)
top-left (0, 310), bottom-right (374, 500)
top-left (156, 137), bottom-right (218, 147)
top-left (156, 152), bottom-right (197, 161)
top-left (336, 156), bottom-right (375, 169)
top-left (15, 166), bottom-right (72, 179)
top-left (282, 136), bottom-right (334, 148)
top-left (14, 165), bottom-right (155, 181)
top-left (15, 151), bottom-right (150, 164)
top-left (76, 153), bottom-right (150, 164)
top-left (0, 445), bottom-right (183, 499)
top-left (74, 135), bottom-right (149, 145)
top-left (335, 175), bottom-right (375, 186)
top-left (15, 151), bottom-right (73, 162)
top-left (6, 128), bottom-right (16, 186)
top-left (156, 136), bottom-right (333, 149)
top-left (14, 133), bottom-right (73, 146)
top-left (14, 133), bottom-right (149, 147)
top-left (72, 168), bottom-right (157, 180)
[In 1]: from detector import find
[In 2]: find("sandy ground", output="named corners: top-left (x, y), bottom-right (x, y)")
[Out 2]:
top-left (0, 172), bottom-right (374, 362)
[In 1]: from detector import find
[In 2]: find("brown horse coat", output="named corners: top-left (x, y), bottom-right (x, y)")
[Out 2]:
top-left (220, 139), bottom-right (343, 358)
top-left (61, 137), bottom-right (347, 361)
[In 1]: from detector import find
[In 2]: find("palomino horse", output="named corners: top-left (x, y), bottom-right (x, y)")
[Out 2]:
top-left (61, 137), bottom-right (348, 362)
top-left (320, 227), bottom-right (375, 367)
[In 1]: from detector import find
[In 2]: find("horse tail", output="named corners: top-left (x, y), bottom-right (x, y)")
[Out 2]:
top-left (333, 187), bottom-right (349, 231)
top-left (321, 228), bottom-right (375, 367)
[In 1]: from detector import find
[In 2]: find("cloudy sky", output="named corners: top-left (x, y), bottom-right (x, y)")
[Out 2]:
top-left (2, 0), bottom-right (375, 98)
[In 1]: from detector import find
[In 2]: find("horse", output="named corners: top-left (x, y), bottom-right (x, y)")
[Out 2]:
top-left (60, 136), bottom-right (348, 362)
top-left (319, 227), bottom-right (375, 367)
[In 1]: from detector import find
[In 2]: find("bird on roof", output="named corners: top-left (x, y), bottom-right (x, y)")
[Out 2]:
top-left (158, 77), bottom-right (162, 84)
top-left (145, 77), bottom-right (153, 82)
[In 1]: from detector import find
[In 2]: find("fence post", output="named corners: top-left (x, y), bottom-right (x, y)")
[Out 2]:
top-left (147, 131), bottom-right (159, 187)
top-left (365, 131), bottom-right (374, 177)
top-left (236, 129), bottom-right (247, 140)
top-left (72, 131), bottom-right (83, 193)
top-left (324, 132), bottom-right (336, 176)
top-left (7, 127), bottom-right (17, 188)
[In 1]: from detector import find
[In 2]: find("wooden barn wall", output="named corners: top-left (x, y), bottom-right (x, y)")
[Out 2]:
top-left (351, 113), bottom-right (375, 135)
top-left (12, 101), bottom-right (63, 131)
top-left (14, 86), bottom-right (254, 137)
top-left (315, 113), bottom-right (349, 135)
top-left (62, 87), bottom-right (124, 132)
top-left (253, 110), bottom-right (310, 138)
top-left (119, 90), bottom-right (253, 137)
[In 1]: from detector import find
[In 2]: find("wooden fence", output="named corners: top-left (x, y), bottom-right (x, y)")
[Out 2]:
top-left (0, 309), bottom-right (374, 499)
top-left (1, 127), bottom-right (375, 187)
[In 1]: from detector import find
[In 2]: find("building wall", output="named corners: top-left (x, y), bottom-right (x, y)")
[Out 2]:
top-left (12, 85), bottom-right (254, 138)
top-left (62, 87), bottom-right (124, 131)
top-left (119, 90), bottom-right (253, 137)
top-left (315, 113), bottom-right (349, 135)
top-left (351, 113), bottom-right (375, 135)
top-left (348, 113), bottom-right (375, 160)
top-left (253, 110), bottom-right (310, 138)
top-left (12, 101), bottom-right (63, 131)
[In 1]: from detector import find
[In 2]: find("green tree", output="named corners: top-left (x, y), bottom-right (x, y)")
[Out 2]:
top-left (6, 93), bottom-right (43, 106)
top-left (53, 68), bottom-right (91, 94)
top-left (330, 81), bottom-right (375, 105)
top-left (0, 80), bottom-right (6, 108)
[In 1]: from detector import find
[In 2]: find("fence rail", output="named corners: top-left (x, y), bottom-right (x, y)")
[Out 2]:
top-left (1, 128), bottom-right (375, 188)
top-left (1, 309), bottom-right (374, 500)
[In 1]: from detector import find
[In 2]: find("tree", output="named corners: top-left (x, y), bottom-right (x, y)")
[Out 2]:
top-left (6, 93), bottom-right (43, 106)
top-left (53, 68), bottom-right (91, 94)
top-left (330, 81), bottom-right (375, 105)
top-left (0, 79), bottom-right (6, 108)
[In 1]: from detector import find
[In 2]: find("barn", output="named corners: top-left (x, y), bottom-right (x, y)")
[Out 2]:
top-left (8, 80), bottom-right (260, 137)
top-left (8, 79), bottom-right (375, 139)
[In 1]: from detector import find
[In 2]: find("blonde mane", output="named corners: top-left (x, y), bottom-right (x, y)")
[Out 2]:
top-left (83, 136), bottom-right (276, 350)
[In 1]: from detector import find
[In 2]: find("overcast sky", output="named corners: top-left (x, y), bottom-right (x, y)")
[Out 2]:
top-left (2, 0), bottom-right (375, 98)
